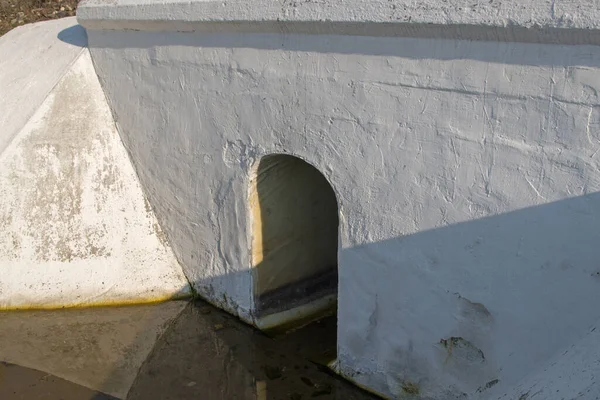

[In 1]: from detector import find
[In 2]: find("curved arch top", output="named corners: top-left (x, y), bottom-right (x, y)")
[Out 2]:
top-left (249, 154), bottom-right (339, 330)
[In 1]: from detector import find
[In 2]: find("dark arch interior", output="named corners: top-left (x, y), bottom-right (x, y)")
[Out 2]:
top-left (251, 154), bottom-right (339, 362)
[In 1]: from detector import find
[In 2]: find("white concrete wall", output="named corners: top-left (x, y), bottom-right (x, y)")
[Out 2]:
top-left (500, 318), bottom-right (600, 400)
top-left (0, 18), bottom-right (86, 155)
top-left (79, 1), bottom-right (600, 398)
top-left (248, 154), bottom-right (339, 329)
top-left (0, 18), bottom-right (191, 309)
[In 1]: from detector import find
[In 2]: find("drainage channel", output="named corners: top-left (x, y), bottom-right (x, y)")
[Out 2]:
top-left (0, 300), bottom-right (377, 400)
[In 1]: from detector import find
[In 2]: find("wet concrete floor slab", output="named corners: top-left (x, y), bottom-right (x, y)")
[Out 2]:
top-left (0, 300), bottom-right (376, 400)
top-left (0, 301), bottom-right (187, 398)
top-left (0, 362), bottom-right (118, 400)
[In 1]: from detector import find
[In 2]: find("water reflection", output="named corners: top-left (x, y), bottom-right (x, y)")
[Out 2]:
top-left (0, 362), bottom-right (117, 400)
top-left (127, 301), bottom-right (375, 400)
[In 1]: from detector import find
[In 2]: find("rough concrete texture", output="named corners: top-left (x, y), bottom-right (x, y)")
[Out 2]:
top-left (494, 320), bottom-right (600, 400)
top-left (0, 301), bottom-right (187, 398)
top-left (78, 1), bottom-right (600, 398)
top-left (0, 19), bottom-right (191, 309)
top-left (81, 24), bottom-right (600, 399)
top-left (76, 0), bottom-right (600, 29)
top-left (77, 0), bottom-right (600, 44)
top-left (0, 17), bottom-right (85, 155)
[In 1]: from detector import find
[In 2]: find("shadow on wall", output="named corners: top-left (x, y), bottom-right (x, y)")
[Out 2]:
top-left (175, 188), bottom-right (600, 398)
top-left (178, 190), bottom-right (600, 399)
top-left (336, 191), bottom-right (600, 397)
top-left (70, 26), bottom-right (600, 67)
top-left (59, 22), bottom-right (600, 397)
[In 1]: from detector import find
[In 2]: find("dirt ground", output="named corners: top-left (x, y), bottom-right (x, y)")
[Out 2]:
top-left (0, 0), bottom-right (79, 36)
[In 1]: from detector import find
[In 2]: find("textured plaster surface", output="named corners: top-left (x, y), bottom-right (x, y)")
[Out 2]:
top-left (78, 1), bottom-right (600, 397)
top-left (0, 17), bottom-right (85, 155)
top-left (499, 319), bottom-right (600, 399)
top-left (0, 37), bottom-right (191, 308)
top-left (78, 0), bottom-right (600, 30)
top-left (84, 29), bottom-right (600, 398)
top-left (78, 0), bottom-right (600, 45)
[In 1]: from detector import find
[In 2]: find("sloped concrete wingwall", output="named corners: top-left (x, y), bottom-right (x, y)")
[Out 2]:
top-left (0, 18), bottom-right (191, 309)
top-left (79, 1), bottom-right (600, 398)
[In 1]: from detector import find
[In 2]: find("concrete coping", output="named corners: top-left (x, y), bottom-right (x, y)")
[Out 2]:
top-left (77, 0), bottom-right (600, 45)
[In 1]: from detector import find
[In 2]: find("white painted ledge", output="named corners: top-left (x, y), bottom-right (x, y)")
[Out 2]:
top-left (0, 19), bottom-right (192, 309)
top-left (77, 0), bottom-right (600, 44)
top-left (0, 17), bottom-right (85, 157)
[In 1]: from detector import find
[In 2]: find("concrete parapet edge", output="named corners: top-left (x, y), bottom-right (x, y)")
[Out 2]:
top-left (77, 0), bottom-right (600, 45)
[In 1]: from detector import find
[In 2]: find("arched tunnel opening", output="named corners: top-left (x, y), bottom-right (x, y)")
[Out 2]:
top-left (250, 154), bottom-right (339, 364)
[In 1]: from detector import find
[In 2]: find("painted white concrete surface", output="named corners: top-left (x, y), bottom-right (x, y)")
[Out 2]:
top-left (499, 320), bottom-right (600, 400)
top-left (78, 0), bottom-right (600, 33)
top-left (79, 1), bottom-right (600, 398)
top-left (0, 17), bottom-right (85, 156)
top-left (0, 24), bottom-right (191, 309)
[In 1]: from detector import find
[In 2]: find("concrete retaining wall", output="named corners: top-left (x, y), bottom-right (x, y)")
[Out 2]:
top-left (0, 18), bottom-right (191, 309)
top-left (78, 1), bottom-right (600, 398)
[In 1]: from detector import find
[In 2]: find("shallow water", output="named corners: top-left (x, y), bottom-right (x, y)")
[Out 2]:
top-left (127, 301), bottom-right (375, 400)
top-left (0, 361), bottom-right (118, 400)
top-left (0, 300), bottom-right (376, 400)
